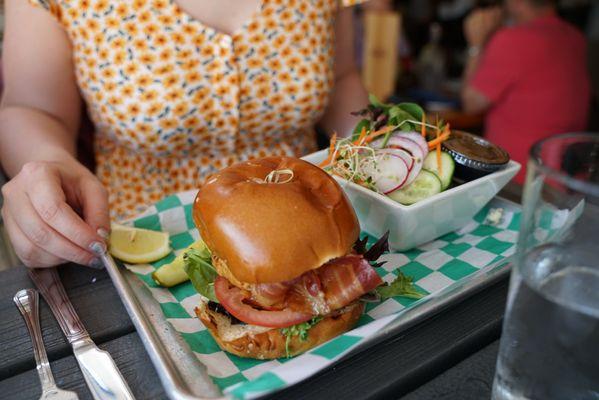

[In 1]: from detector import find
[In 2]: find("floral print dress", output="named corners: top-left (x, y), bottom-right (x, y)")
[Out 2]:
top-left (29, 0), bottom-right (363, 218)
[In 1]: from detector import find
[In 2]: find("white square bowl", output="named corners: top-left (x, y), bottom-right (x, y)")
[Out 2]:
top-left (302, 149), bottom-right (521, 251)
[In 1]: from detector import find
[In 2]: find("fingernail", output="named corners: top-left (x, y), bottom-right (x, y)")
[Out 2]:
top-left (88, 258), bottom-right (104, 269)
top-left (89, 241), bottom-right (106, 255)
top-left (97, 228), bottom-right (109, 240)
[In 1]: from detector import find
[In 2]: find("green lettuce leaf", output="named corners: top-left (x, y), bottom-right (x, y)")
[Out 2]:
top-left (368, 93), bottom-right (391, 110)
top-left (397, 102), bottom-right (424, 121)
top-left (280, 317), bottom-right (323, 358)
top-left (354, 96), bottom-right (429, 141)
top-left (388, 103), bottom-right (425, 129)
top-left (388, 106), bottom-right (414, 124)
top-left (183, 247), bottom-right (218, 302)
top-left (376, 272), bottom-right (425, 300)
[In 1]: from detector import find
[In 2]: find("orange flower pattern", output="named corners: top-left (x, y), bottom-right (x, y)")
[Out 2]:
top-left (29, 0), bottom-right (362, 218)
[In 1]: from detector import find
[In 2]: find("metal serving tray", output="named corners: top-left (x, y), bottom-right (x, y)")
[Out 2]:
top-left (104, 198), bottom-right (520, 400)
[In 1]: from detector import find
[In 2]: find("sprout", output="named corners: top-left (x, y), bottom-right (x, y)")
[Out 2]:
top-left (252, 169), bottom-right (295, 184)
top-left (327, 139), bottom-right (382, 194)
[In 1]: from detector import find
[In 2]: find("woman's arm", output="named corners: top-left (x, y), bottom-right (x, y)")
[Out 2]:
top-left (318, 6), bottom-right (368, 137)
top-left (0, 0), bottom-right (109, 268)
top-left (0, 0), bottom-right (81, 175)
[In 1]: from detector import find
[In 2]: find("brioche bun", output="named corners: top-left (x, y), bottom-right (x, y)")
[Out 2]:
top-left (195, 301), bottom-right (364, 359)
top-left (193, 156), bottom-right (359, 284)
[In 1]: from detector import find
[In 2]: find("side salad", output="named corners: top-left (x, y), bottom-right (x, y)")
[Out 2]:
top-left (319, 95), bottom-right (455, 205)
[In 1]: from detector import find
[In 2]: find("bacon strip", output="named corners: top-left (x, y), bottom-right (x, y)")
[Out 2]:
top-left (250, 281), bottom-right (293, 306)
top-left (318, 255), bottom-right (383, 310)
top-left (245, 255), bottom-right (383, 314)
top-left (288, 271), bottom-right (329, 315)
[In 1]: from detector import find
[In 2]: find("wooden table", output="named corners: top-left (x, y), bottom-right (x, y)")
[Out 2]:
top-left (0, 185), bottom-right (522, 400)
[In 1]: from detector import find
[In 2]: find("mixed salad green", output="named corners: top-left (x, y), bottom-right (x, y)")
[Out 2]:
top-left (320, 95), bottom-right (455, 205)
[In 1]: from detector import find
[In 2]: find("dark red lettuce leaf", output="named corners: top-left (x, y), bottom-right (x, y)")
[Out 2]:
top-left (353, 231), bottom-right (390, 267)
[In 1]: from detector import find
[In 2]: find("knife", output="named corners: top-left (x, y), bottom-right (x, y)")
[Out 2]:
top-left (28, 267), bottom-right (135, 400)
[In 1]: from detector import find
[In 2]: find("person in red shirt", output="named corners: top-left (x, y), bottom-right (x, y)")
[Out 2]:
top-left (461, 0), bottom-right (591, 183)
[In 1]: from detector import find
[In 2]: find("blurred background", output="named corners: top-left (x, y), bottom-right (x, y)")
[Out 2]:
top-left (0, 0), bottom-right (597, 269)
top-left (356, 0), bottom-right (598, 134)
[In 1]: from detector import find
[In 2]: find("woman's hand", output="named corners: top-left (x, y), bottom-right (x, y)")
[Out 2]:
top-left (1, 157), bottom-right (110, 268)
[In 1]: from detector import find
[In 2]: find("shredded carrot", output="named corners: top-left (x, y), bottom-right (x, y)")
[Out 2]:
top-left (355, 126), bottom-right (368, 146)
top-left (436, 128), bottom-right (442, 176)
top-left (427, 133), bottom-right (449, 149)
top-left (318, 158), bottom-right (330, 168)
top-left (318, 133), bottom-right (338, 167)
top-left (427, 124), bottom-right (451, 149)
top-left (362, 125), bottom-right (395, 144)
top-left (421, 113), bottom-right (426, 138)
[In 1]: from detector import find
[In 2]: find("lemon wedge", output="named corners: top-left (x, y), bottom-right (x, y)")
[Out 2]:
top-left (109, 223), bottom-right (171, 264)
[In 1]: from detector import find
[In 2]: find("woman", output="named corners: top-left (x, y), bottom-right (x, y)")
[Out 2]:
top-left (0, 0), bottom-right (368, 269)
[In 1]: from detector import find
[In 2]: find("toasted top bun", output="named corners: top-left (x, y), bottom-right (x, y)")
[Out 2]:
top-left (194, 156), bottom-right (359, 284)
top-left (196, 301), bottom-right (364, 359)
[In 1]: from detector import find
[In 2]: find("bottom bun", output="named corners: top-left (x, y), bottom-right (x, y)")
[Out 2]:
top-left (195, 302), bottom-right (365, 359)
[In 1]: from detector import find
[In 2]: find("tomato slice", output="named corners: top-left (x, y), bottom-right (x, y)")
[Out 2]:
top-left (214, 276), bottom-right (314, 328)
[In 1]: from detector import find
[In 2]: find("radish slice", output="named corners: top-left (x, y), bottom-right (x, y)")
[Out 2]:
top-left (372, 136), bottom-right (424, 162)
top-left (376, 147), bottom-right (414, 171)
top-left (396, 132), bottom-right (429, 157)
top-left (404, 154), bottom-right (423, 186)
top-left (373, 140), bottom-right (423, 186)
top-left (363, 151), bottom-right (409, 194)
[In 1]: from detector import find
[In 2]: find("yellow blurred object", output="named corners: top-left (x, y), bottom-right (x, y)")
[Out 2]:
top-left (109, 223), bottom-right (171, 264)
top-left (362, 10), bottom-right (401, 101)
top-left (152, 240), bottom-right (207, 287)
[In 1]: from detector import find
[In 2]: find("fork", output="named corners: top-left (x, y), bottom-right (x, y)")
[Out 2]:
top-left (14, 289), bottom-right (80, 400)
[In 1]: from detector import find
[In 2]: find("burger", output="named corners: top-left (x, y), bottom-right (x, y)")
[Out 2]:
top-left (186, 156), bottom-right (389, 359)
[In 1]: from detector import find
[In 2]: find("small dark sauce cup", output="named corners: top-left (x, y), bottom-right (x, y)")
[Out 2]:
top-left (442, 130), bottom-right (510, 181)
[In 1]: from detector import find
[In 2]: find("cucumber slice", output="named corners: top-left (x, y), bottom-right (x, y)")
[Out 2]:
top-left (388, 170), bottom-right (442, 205)
top-left (423, 151), bottom-right (455, 190)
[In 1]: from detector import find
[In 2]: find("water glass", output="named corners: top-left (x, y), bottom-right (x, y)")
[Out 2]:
top-left (492, 133), bottom-right (599, 400)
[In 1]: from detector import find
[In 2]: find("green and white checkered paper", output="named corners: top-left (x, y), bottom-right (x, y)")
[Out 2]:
top-left (122, 190), bottom-right (524, 399)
